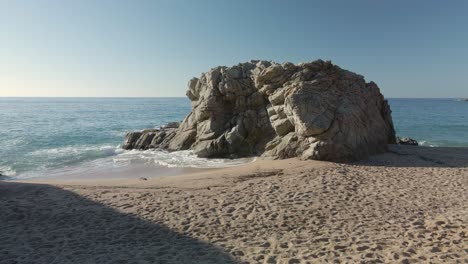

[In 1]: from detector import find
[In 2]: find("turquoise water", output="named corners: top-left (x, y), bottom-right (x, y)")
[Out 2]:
top-left (0, 98), bottom-right (183, 178)
top-left (0, 97), bottom-right (467, 179)
top-left (390, 98), bottom-right (468, 147)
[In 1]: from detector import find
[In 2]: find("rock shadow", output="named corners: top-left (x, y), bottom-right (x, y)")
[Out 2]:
top-left (351, 145), bottom-right (468, 168)
top-left (0, 182), bottom-right (239, 264)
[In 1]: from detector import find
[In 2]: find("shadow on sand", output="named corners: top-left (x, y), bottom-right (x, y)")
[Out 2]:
top-left (0, 181), bottom-right (239, 264)
top-left (351, 145), bottom-right (468, 168)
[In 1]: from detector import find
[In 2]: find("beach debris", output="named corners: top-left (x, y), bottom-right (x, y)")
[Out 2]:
top-left (139, 177), bottom-right (148, 181)
top-left (123, 60), bottom-right (396, 161)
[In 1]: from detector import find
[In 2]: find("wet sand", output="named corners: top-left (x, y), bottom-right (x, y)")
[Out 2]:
top-left (1, 145), bottom-right (467, 263)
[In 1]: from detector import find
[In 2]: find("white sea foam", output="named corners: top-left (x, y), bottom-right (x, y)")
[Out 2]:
top-left (419, 140), bottom-right (437, 147)
top-left (10, 148), bottom-right (254, 180)
top-left (113, 149), bottom-right (255, 168)
top-left (0, 165), bottom-right (16, 177)
top-left (28, 145), bottom-right (123, 157)
top-left (3, 138), bottom-right (26, 149)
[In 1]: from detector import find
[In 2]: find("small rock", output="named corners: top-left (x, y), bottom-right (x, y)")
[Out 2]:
top-left (139, 177), bottom-right (148, 181)
top-left (396, 136), bottom-right (418, 146)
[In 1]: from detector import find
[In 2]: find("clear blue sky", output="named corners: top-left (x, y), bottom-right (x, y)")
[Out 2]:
top-left (1, 0), bottom-right (467, 98)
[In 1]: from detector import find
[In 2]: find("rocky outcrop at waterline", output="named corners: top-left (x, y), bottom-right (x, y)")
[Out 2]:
top-left (396, 137), bottom-right (419, 146)
top-left (123, 59), bottom-right (396, 161)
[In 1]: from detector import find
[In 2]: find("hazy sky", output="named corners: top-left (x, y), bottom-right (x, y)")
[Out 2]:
top-left (1, 0), bottom-right (467, 98)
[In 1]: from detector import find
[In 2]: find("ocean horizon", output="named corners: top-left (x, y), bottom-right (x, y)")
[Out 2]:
top-left (1, 97), bottom-right (467, 180)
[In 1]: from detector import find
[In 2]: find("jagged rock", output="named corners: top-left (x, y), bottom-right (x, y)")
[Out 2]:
top-left (396, 137), bottom-right (418, 146)
top-left (122, 132), bottom-right (143, 150)
top-left (272, 118), bottom-right (294, 136)
top-left (122, 60), bottom-right (396, 161)
top-left (149, 131), bottom-right (167, 147)
top-left (122, 127), bottom-right (178, 150)
top-left (134, 129), bottom-right (159, 150)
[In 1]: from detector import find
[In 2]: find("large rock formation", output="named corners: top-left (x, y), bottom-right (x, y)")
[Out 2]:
top-left (123, 60), bottom-right (396, 161)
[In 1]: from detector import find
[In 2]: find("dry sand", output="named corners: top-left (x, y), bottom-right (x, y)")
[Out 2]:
top-left (1, 145), bottom-right (467, 263)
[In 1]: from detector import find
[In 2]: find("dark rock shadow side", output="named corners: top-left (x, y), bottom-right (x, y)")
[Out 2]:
top-left (0, 182), bottom-right (239, 264)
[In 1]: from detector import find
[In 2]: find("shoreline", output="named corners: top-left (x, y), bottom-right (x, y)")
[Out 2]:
top-left (14, 156), bottom-right (300, 187)
top-left (16, 163), bottom-right (213, 184)
top-left (9, 144), bottom-right (468, 185)
top-left (2, 145), bottom-right (467, 263)
top-left (6, 150), bottom-right (257, 183)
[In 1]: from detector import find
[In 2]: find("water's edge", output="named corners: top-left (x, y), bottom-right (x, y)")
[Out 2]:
top-left (0, 98), bottom-right (466, 180)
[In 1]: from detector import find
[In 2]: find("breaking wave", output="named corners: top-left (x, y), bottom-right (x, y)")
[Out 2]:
top-left (113, 149), bottom-right (255, 168)
top-left (9, 147), bottom-right (254, 180)
top-left (0, 165), bottom-right (16, 177)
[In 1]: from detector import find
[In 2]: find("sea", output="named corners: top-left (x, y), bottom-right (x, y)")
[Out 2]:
top-left (0, 98), bottom-right (467, 180)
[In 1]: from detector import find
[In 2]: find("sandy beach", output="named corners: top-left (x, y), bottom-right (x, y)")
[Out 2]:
top-left (1, 145), bottom-right (467, 263)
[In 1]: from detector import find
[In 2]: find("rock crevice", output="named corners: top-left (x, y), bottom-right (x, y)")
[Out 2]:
top-left (123, 59), bottom-right (396, 161)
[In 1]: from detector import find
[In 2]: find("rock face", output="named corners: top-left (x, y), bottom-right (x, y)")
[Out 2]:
top-left (123, 60), bottom-right (396, 161)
